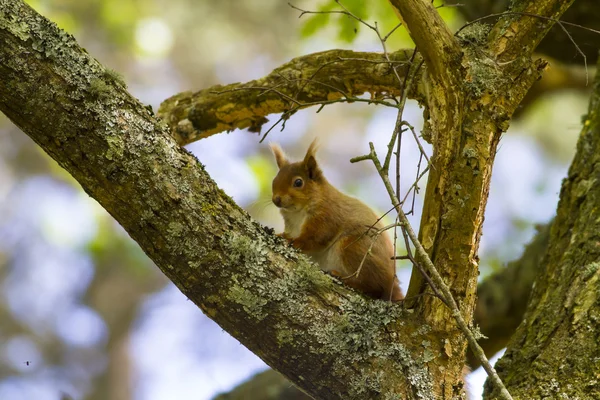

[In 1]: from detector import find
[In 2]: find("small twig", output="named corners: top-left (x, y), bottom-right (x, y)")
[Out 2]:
top-left (342, 206), bottom-right (399, 250)
top-left (403, 121), bottom-right (431, 165)
top-left (383, 23), bottom-right (403, 42)
top-left (406, 153), bottom-right (423, 215)
top-left (555, 21), bottom-right (588, 85)
top-left (336, 57), bottom-right (410, 65)
top-left (259, 114), bottom-right (287, 143)
top-left (383, 48), bottom-right (420, 172)
top-left (401, 165), bottom-right (429, 206)
top-left (341, 222), bottom-right (403, 281)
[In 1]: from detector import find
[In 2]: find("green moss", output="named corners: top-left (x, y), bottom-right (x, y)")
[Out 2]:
top-left (104, 68), bottom-right (127, 88)
top-left (90, 78), bottom-right (111, 100)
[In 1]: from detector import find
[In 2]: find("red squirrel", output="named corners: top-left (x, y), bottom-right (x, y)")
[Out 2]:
top-left (270, 140), bottom-right (403, 302)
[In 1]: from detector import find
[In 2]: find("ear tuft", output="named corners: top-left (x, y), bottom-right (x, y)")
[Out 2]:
top-left (303, 138), bottom-right (323, 180)
top-left (270, 143), bottom-right (288, 169)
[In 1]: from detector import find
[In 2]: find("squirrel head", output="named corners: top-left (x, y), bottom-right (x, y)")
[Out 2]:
top-left (270, 139), bottom-right (326, 212)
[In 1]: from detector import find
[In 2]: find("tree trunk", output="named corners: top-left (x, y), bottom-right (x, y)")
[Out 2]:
top-left (485, 58), bottom-right (600, 400)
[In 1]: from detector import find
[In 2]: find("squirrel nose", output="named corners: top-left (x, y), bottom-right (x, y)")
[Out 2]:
top-left (273, 195), bottom-right (282, 207)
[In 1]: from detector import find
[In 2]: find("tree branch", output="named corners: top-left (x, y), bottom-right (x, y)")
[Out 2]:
top-left (215, 222), bottom-right (552, 398)
top-left (488, 0), bottom-right (577, 63)
top-left (387, 0), bottom-right (461, 87)
top-left (447, 0), bottom-right (600, 65)
top-left (468, 223), bottom-right (550, 368)
top-left (158, 49), bottom-right (425, 145)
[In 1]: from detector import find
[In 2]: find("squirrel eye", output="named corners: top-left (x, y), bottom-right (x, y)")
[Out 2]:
top-left (293, 178), bottom-right (303, 188)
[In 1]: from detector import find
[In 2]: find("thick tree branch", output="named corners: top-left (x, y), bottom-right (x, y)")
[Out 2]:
top-left (488, 0), bottom-right (576, 63)
top-left (158, 49), bottom-right (425, 145)
top-left (387, 0), bottom-right (461, 87)
top-left (0, 1), bottom-right (460, 399)
top-left (448, 0), bottom-right (600, 65)
top-left (216, 223), bottom-right (551, 398)
top-left (381, 0), bottom-right (571, 395)
top-left (485, 57), bottom-right (600, 400)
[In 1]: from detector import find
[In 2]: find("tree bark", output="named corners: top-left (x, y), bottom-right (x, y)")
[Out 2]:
top-left (469, 223), bottom-right (550, 368)
top-left (447, 0), bottom-right (600, 65)
top-left (214, 222), bottom-right (551, 399)
top-left (485, 59), bottom-right (600, 400)
top-left (158, 49), bottom-right (426, 145)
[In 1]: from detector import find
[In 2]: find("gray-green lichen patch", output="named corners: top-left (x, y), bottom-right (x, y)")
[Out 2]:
top-left (464, 57), bottom-right (505, 98)
top-left (0, 13), bottom-right (31, 41)
top-left (462, 147), bottom-right (477, 159)
top-left (227, 283), bottom-right (268, 321)
top-left (105, 135), bottom-right (125, 160)
top-left (456, 22), bottom-right (491, 47)
top-left (574, 178), bottom-right (596, 200)
top-left (583, 261), bottom-right (600, 280)
top-left (221, 232), bottom-right (275, 319)
top-left (471, 325), bottom-right (487, 340)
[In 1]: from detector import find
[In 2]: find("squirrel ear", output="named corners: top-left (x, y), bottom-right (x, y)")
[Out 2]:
top-left (269, 143), bottom-right (288, 169)
top-left (303, 139), bottom-right (323, 180)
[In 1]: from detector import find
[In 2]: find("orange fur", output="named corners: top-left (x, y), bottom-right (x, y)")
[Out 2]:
top-left (270, 139), bottom-right (403, 302)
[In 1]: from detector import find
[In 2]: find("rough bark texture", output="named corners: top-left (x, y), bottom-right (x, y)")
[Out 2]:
top-left (386, 1), bottom-right (570, 395)
top-left (448, 0), bottom-right (600, 65)
top-left (158, 49), bottom-right (426, 145)
top-left (214, 222), bottom-right (550, 399)
top-left (485, 60), bottom-right (600, 400)
top-left (0, 1), bottom-right (454, 399)
top-left (468, 223), bottom-right (550, 369)
top-left (214, 369), bottom-right (312, 400)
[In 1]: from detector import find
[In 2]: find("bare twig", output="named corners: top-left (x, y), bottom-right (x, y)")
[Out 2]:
top-left (341, 223), bottom-right (397, 280)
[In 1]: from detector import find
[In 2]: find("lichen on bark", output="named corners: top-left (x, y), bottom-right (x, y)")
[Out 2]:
top-left (485, 59), bottom-right (600, 400)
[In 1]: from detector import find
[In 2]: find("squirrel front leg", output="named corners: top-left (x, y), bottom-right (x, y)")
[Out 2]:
top-left (290, 214), bottom-right (336, 253)
top-left (277, 232), bottom-right (291, 240)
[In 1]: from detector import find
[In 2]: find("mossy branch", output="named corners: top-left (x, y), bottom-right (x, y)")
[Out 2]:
top-left (158, 49), bottom-right (426, 145)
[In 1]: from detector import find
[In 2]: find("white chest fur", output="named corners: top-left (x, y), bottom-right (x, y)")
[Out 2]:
top-left (281, 209), bottom-right (344, 274)
top-left (281, 209), bottom-right (306, 239)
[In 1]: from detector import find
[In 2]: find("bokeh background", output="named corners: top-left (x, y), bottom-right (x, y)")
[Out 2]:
top-left (0, 1), bottom-right (589, 399)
